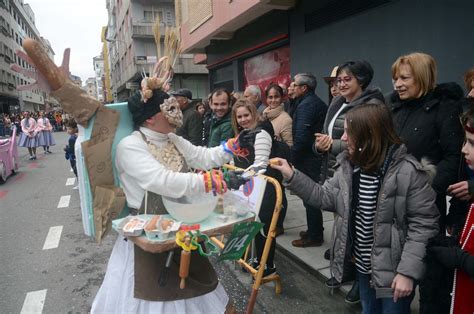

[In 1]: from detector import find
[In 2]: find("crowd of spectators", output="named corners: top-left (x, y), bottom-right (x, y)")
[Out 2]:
top-left (173, 51), bottom-right (474, 313)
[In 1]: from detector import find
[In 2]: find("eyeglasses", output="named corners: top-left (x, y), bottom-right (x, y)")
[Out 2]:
top-left (336, 76), bottom-right (353, 85)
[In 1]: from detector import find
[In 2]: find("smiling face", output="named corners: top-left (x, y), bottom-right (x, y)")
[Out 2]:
top-left (235, 106), bottom-right (255, 130)
top-left (211, 93), bottom-right (230, 119)
top-left (266, 87), bottom-right (282, 109)
top-left (336, 70), bottom-right (362, 102)
top-left (393, 63), bottom-right (421, 100)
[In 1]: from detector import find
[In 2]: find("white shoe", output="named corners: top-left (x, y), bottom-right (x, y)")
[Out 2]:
top-left (72, 185), bottom-right (79, 190)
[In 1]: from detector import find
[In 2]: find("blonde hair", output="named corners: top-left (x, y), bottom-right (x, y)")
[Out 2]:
top-left (391, 52), bottom-right (437, 98)
top-left (464, 68), bottom-right (474, 91)
top-left (231, 98), bottom-right (258, 135)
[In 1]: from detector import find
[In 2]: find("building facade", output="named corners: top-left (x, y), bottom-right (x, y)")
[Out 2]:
top-left (105, 0), bottom-right (209, 102)
top-left (93, 55), bottom-right (105, 103)
top-left (0, 0), bottom-right (49, 114)
top-left (178, 0), bottom-right (474, 104)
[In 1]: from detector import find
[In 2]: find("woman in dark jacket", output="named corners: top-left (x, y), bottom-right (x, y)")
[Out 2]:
top-left (314, 60), bottom-right (385, 303)
top-left (388, 52), bottom-right (464, 233)
top-left (231, 98), bottom-right (286, 278)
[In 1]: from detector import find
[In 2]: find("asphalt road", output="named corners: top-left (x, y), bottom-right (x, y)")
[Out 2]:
top-left (0, 131), bottom-right (359, 313)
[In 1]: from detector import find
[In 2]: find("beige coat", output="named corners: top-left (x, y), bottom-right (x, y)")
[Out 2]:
top-left (262, 104), bottom-right (293, 147)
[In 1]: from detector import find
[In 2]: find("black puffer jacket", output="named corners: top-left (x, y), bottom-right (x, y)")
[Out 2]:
top-left (389, 83), bottom-right (464, 195)
top-left (316, 87), bottom-right (385, 182)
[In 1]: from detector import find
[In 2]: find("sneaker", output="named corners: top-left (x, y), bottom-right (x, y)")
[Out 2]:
top-left (29, 156), bottom-right (35, 160)
top-left (292, 237), bottom-right (323, 248)
top-left (33, 155), bottom-right (37, 160)
top-left (325, 277), bottom-right (341, 289)
top-left (254, 264), bottom-right (277, 279)
top-left (46, 150), bottom-right (52, 154)
top-left (324, 248), bottom-right (331, 260)
top-left (72, 185), bottom-right (79, 190)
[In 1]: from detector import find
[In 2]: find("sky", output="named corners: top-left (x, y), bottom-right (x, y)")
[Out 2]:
top-left (26, 0), bottom-right (108, 83)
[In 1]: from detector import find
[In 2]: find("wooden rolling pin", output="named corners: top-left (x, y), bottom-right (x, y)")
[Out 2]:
top-left (22, 38), bottom-right (67, 91)
top-left (179, 237), bottom-right (191, 289)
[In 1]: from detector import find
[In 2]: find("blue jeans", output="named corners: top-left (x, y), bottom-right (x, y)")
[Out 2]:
top-left (358, 272), bottom-right (414, 314)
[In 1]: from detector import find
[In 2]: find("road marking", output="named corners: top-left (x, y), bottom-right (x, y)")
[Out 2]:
top-left (42, 226), bottom-right (63, 250)
top-left (0, 190), bottom-right (8, 200)
top-left (65, 177), bottom-right (76, 186)
top-left (20, 289), bottom-right (47, 313)
top-left (57, 195), bottom-right (71, 208)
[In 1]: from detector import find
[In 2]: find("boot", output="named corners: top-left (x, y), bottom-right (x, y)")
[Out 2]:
top-left (345, 279), bottom-right (360, 304)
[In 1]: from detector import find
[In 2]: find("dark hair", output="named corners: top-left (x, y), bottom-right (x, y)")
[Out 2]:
top-left (337, 60), bottom-right (374, 90)
top-left (345, 103), bottom-right (402, 172)
top-left (210, 88), bottom-right (231, 105)
top-left (67, 119), bottom-right (78, 130)
top-left (265, 83), bottom-right (284, 98)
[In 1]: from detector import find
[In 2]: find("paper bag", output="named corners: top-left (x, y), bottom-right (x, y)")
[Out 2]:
top-left (50, 80), bottom-right (101, 127)
top-left (82, 138), bottom-right (115, 197)
top-left (93, 185), bottom-right (126, 243)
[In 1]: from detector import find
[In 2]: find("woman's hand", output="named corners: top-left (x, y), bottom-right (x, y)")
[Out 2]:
top-left (314, 133), bottom-right (333, 153)
top-left (391, 274), bottom-right (413, 302)
top-left (447, 181), bottom-right (472, 201)
top-left (269, 158), bottom-right (294, 181)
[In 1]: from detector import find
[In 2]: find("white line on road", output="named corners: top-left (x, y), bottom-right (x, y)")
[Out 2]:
top-left (65, 177), bottom-right (76, 186)
top-left (21, 289), bottom-right (47, 313)
top-left (57, 195), bottom-right (71, 208)
top-left (42, 226), bottom-right (63, 250)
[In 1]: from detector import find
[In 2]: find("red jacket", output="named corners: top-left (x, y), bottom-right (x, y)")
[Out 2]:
top-left (452, 203), bottom-right (474, 313)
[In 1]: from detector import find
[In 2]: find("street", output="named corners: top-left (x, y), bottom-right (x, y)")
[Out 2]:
top-left (0, 131), bottom-right (359, 313)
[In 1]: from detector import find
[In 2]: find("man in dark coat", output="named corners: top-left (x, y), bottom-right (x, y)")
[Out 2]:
top-left (172, 89), bottom-right (203, 146)
top-left (291, 72), bottom-right (328, 247)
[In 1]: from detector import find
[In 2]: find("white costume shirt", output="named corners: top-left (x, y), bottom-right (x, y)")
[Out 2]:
top-left (116, 127), bottom-right (232, 209)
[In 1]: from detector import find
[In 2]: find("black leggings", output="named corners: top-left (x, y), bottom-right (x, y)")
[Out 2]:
top-left (254, 183), bottom-right (287, 268)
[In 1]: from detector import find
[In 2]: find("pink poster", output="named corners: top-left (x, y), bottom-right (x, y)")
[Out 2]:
top-left (243, 46), bottom-right (291, 102)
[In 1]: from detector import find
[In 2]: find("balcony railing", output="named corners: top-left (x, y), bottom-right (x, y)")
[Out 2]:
top-left (131, 19), bottom-right (167, 38)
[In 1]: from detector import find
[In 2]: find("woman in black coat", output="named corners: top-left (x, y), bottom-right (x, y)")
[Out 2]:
top-left (388, 52), bottom-right (464, 233)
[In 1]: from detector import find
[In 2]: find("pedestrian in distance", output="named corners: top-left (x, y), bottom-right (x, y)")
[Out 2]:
top-left (36, 111), bottom-right (55, 154)
top-left (271, 103), bottom-right (439, 314)
top-left (18, 111), bottom-right (39, 160)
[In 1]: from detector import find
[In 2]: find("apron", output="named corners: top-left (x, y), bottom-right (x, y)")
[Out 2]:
top-left (132, 132), bottom-right (218, 301)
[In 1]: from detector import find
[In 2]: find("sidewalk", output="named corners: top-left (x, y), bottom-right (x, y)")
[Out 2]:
top-left (276, 191), bottom-right (420, 312)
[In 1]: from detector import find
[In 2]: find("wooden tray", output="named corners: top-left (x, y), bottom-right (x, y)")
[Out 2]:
top-left (112, 212), bottom-right (255, 253)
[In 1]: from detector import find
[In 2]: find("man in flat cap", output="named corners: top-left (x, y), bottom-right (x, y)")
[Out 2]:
top-left (171, 88), bottom-right (203, 146)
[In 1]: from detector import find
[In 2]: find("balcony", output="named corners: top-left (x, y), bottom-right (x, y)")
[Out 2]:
top-left (131, 19), bottom-right (166, 38)
top-left (4, 54), bottom-right (13, 64)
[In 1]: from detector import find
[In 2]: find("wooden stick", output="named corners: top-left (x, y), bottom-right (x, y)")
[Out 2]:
top-left (179, 237), bottom-right (191, 289)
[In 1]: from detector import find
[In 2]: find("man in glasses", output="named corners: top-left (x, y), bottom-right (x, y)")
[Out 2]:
top-left (291, 72), bottom-right (328, 247)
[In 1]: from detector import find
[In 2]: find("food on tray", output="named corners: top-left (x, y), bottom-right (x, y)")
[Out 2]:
top-left (123, 217), bottom-right (146, 233)
top-left (160, 218), bottom-right (174, 232)
top-left (269, 158), bottom-right (282, 166)
top-left (145, 215), bottom-right (161, 231)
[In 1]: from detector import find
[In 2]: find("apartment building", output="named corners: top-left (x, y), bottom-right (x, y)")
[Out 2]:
top-left (105, 0), bottom-right (208, 102)
top-left (0, 0), bottom-right (49, 114)
top-left (93, 55), bottom-right (105, 103)
top-left (178, 0), bottom-right (474, 103)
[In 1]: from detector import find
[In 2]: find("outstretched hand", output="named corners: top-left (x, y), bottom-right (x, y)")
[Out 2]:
top-left (224, 170), bottom-right (249, 190)
top-left (269, 158), bottom-right (294, 181)
top-left (10, 48), bottom-right (70, 93)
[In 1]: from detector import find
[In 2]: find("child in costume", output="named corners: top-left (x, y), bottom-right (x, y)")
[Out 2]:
top-left (36, 111), bottom-right (56, 154)
top-left (18, 111), bottom-right (39, 160)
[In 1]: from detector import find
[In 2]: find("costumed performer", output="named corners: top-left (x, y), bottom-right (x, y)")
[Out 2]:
top-left (18, 111), bottom-right (39, 160)
top-left (36, 111), bottom-right (56, 154)
top-left (91, 79), bottom-right (249, 313)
